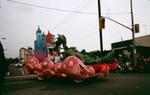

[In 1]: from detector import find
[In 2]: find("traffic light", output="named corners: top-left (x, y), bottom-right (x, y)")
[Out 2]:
top-left (134, 24), bottom-right (140, 33)
top-left (99, 16), bottom-right (105, 29)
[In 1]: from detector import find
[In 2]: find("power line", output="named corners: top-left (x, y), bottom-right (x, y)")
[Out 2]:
top-left (6, 0), bottom-right (96, 14)
top-left (5, 0), bottom-right (131, 15)
top-left (104, 12), bottom-right (130, 15)
top-left (52, 0), bottom-right (94, 31)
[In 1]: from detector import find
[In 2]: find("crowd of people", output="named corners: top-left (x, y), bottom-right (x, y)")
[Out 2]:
top-left (136, 54), bottom-right (150, 72)
top-left (114, 49), bottom-right (150, 73)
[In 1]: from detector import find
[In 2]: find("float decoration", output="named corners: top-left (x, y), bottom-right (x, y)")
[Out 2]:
top-left (24, 34), bottom-right (117, 81)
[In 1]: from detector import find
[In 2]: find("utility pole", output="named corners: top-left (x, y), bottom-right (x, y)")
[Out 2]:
top-left (98, 0), bottom-right (103, 52)
top-left (130, 0), bottom-right (136, 66)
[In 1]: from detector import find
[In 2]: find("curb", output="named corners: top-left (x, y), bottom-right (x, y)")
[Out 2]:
top-left (5, 75), bottom-right (37, 81)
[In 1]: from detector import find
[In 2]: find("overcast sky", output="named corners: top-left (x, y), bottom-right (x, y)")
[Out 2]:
top-left (0, 0), bottom-right (150, 58)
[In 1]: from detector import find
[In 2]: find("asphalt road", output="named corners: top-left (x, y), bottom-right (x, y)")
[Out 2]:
top-left (2, 73), bottom-right (150, 95)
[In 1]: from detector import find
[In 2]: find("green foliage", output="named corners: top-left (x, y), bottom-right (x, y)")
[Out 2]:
top-left (6, 58), bottom-right (19, 64)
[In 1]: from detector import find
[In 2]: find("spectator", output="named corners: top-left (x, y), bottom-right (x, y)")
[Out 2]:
top-left (53, 51), bottom-right (61, 63)
top-left (48, 48), bottom-right (55, 62)
top-left (145, 56), bottom-right (150, 72)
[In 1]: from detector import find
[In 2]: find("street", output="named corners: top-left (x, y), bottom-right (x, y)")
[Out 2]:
top-left (2, 73), bottom-right (150, 95)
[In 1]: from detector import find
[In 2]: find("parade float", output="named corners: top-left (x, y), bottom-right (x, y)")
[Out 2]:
top-left (24, 33), bottom-right (117, 82)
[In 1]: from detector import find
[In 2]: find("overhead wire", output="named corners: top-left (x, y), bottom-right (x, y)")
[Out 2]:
top-left (51, 0), bottom-right (89, 31)
top-left (5, 0), bottom-right (96, 14)
top-left (4, 0), bottom-right (131, 33)
top-left (5, 0), bottom-right (130, 15)
top-left (101, 0), bottom-right (111, 17)
top-left (4, 0), bottom-right (96, 35)
top-left (51, 0), bottom-right (94, 32)
top-left (5, 0), bottom-right (96, 34)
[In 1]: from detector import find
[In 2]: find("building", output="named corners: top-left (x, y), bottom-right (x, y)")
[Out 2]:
top-left (111, 35), bottom-right (150, 57)
top-left (19, 48), bottom-right (28, 64)
top-left (19, 47), bottom-right (34, 64)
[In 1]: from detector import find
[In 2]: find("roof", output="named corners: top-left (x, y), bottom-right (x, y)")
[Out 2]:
top-left (135, 35), bottom-right (150, 47)
top-left (112, 35), bottom-right (150, 48)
